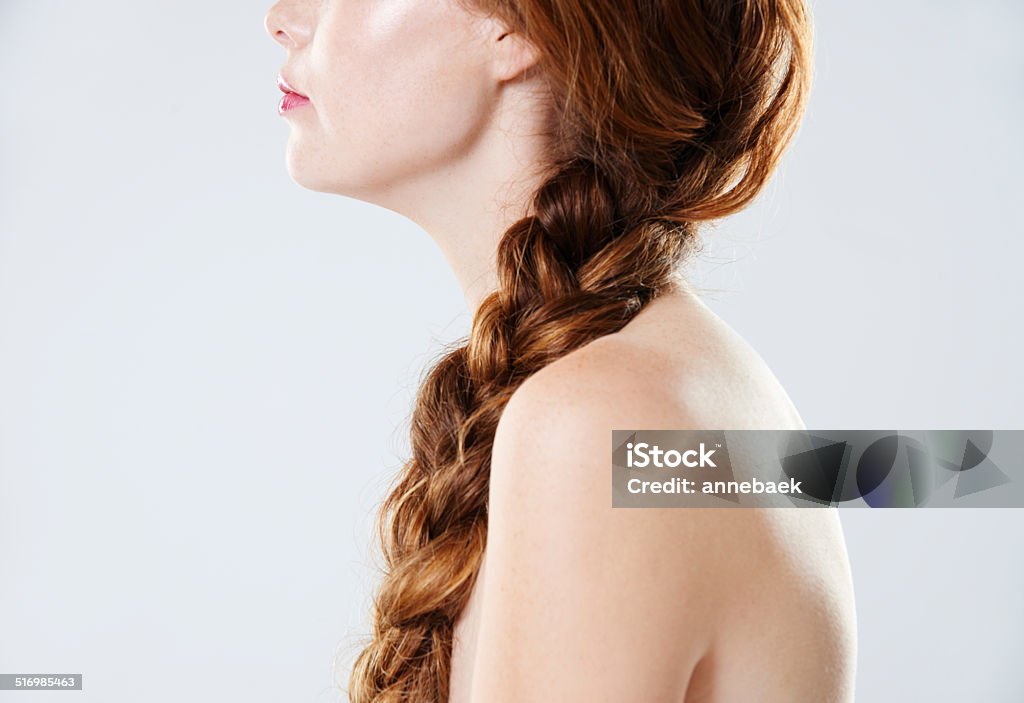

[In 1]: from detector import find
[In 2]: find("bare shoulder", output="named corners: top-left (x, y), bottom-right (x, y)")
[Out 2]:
top-left (470, 338), bottom-right (726, 701)
top-left (496, 285), bottom-right (808, 433)
top-left (468, 295), bottom-right (857, 702)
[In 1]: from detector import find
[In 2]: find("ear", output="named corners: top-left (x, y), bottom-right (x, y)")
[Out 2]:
top-left (489, 24), bottom-right (542, 83)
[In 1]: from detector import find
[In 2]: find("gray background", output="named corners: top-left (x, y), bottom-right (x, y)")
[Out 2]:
top-left (1, 0), bottom-right (1021, 701)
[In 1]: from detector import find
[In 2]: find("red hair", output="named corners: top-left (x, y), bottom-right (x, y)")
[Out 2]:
top-left (345, 0), bottom-right (813, 699)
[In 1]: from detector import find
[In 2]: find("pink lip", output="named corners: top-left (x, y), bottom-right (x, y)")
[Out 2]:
top-left (276, 73), bottom-right (311, 116)
top-left (278, 92), bottom-right (311, 115)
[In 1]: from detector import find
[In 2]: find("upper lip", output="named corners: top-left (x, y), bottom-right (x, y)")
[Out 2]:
top-left (277, 73), bottom-right (308, 98)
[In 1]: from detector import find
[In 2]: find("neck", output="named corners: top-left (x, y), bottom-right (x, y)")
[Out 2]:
top-left (369, 98), bottom-right (552, 317)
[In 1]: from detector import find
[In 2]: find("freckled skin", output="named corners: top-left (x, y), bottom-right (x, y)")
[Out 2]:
top-left (265, 4), bottom-right (857, 701)
top-left (452, 285), bottom-right (858, 703)
top-left (266, 0), bottom-right (501, 201)
top-left (265, 0), bottom-right (551, 310)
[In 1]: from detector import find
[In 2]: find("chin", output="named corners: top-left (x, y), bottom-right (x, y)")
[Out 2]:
top-left (284, 159), bottom-right (346, 196)
top-left (286, 166), bottom-right (332, 193)
top-left (285, 155), bottom-right (396, 206)
top-left (287, 168), bottom-right (372, 201)
top-left (283, 149), bottom-right (322, 190)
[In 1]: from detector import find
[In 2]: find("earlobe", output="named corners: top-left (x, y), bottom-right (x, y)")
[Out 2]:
top-left (493, 30), bottom-right (542, 83)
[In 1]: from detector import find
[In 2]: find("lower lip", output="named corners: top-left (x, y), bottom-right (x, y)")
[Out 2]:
top-left (278, 92), bottom-right (311, 115)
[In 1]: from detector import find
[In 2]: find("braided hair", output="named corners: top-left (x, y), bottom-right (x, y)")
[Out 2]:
top-left (345, 0), bottom-right (813, 699)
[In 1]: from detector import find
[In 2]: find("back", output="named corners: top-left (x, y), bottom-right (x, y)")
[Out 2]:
top-left (680, 509), bottom-right (857, 702)
top-left (450, 286), bottom-right (857, 702)
top-left (607, 286), bottom-right (858, 700)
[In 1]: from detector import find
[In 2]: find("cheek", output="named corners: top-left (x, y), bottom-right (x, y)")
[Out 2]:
top-left (302, 21), bottom-right (493, 189)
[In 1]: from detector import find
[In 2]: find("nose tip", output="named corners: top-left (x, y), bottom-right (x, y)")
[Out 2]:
top-left (264, 3), bottom-right (293, 47)
top-left (264, 9), bottom-right (283, 45)
top-left (264, 1), bottom-right (313, 49)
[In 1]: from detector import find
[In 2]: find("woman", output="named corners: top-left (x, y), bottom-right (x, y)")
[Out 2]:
top-left (264, 0), bottom-right (857, 700)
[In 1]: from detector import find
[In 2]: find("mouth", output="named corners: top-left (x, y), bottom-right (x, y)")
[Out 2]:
top-left (277, 73), bottom-right (311, 115)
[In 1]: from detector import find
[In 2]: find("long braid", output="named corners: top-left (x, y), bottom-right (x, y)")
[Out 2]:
top-left (345, 0), bottom-right (813, 699)
top-left (347, 157), bottom-right (696, 701)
